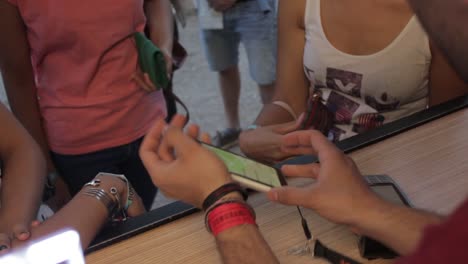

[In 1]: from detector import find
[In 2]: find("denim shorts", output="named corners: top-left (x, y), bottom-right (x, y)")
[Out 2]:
top-left (199, 0), bottom-right (277, 85)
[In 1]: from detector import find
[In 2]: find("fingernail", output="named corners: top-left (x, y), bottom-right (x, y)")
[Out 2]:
top-left (18, 231), bottom-right (29, 240)
top-left (0, 245), bottom-right (8, 251)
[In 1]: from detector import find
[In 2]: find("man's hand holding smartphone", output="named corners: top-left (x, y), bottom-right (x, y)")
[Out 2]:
top-left (267, 130), bottom-right (387, 228)
top-left (140, 115), bottom-right (234, 208)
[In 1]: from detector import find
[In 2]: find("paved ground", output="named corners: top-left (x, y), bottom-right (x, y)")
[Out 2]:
top-left (0, 14), bottom-right (265, 209)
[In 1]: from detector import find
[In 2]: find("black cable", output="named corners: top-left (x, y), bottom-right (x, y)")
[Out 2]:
top-left (296, 206), bottom-right (312, 240)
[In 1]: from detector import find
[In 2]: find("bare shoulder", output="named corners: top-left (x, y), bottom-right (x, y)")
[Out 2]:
top-left (383, 0), bottom-right (413, 15)
top-left (278, 0), bottom-right (307, 29)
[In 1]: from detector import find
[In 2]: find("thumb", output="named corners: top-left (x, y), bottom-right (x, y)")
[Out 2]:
top-left (267, 186), bottom-right (314, 207)
top-left (12, 224), bottom-right (30, 241)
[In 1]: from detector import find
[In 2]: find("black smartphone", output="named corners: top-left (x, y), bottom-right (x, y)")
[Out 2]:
top-left (201, 143), bottom-right (287, 192)
top-left (360, 175), bottom-right (412, 260)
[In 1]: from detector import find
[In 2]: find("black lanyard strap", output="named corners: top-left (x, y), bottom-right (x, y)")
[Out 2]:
top-left (314, 239), bottom-right (362, 264)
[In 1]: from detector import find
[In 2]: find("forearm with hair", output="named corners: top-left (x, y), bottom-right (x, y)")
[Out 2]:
top-left (408, 0), bottom-right (468, 82)
top-left (216, 225), bottom-right (279, 264)
top-left (354, 199), bottom-right (443, 255)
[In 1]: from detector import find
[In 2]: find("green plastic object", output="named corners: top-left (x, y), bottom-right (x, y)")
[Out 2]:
top-left (134, 32), bottom-right (169, 90)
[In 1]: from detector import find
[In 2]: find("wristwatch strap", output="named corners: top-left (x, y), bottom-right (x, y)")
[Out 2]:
top-left (314, 239), bottom-right (362, 264)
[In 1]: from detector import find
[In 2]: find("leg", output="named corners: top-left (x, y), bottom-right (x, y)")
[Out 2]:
top-left (200, 29), bottom-right (242, 148)
top-left (237, 0), bottom-right (278, 105)
top-left (219, 65), bottom-right (241, 129)
top-left (243, 37), bottom-right (277, 106)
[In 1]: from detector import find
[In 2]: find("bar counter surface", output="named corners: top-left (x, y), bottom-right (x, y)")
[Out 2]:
top-left (87, 107), bottom-right (468, 264)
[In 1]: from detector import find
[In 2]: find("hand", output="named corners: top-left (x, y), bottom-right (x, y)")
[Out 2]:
top-left (140, 115), bottom-right (233, 208)
top-left (161, 48), bottom-right (173, 77)
top-left (208, 0), bottom-right (237, 12)
top-left (0, 221), bottom-right (33, 255)
top-left (132, 71), bottom-right (158, 92)
top-left (267, 130), bottom-right (382, 227)
top-left (239, 116), bottom-right (304, 163)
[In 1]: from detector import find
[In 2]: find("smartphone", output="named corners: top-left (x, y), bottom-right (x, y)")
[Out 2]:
top-left (360, 175), bottom-right (412, 260)
top-left (365, 175), bottom-right (411, 207)
top-left (201, 143), bottom-right (287, 192)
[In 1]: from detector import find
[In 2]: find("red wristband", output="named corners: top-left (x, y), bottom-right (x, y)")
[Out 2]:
top-left (207, 203), bottom-right (256, 236)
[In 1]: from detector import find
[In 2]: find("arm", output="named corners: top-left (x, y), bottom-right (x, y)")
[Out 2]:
top-left (238, 0), bottom-right (309, 162)
top-left (145, 0), bottom-right (174, 73)
top-left (140, 115), bottom-right (279, 263)
top-left (217, 222), bottom-right (279, 264)
top-left (352, 200), bottom-right (442, 255)
top-left (0, 103), bottom-right (46, 243)
top-left (407, 0), bottom-right (468, 83)
top-left (255, 0), bottom-right (309, 125)
top-left (11, 174), bottom-right (131, 250)
top-left (428, 42), bottom-right (468, 106)
top-left (267, 130), bottom-right (444, 255)
top-left (0, 1), bottom-right (55, 173)
top-left (0, 1), bottom-right (70, 210)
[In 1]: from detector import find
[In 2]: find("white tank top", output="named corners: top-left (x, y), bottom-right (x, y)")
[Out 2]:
top-left (303, 0), bottom-right (431, 141)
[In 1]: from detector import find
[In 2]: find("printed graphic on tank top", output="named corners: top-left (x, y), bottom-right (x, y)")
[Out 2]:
top-left (303, 0), bottom-right (431, 142)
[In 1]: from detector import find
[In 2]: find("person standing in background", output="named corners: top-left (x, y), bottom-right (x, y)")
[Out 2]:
top-left (199, 0), bottom-right (278, 148)
top-left (0, 0), bottom-right (174, 210)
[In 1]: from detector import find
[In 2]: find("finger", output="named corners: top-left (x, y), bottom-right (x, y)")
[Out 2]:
top-left (282, 130), bottom-right (340, 162)
top-left (281, 143), bottom-right (316, 156)
top-left (143, 73), bottom-right (157, 91)
top-left (161, 126), bottom-right (200, 158)
top-left (131, 73), bottom-right (153, 92)
top-left (200, 132), bottom-right (212, 144)
top-left (169, 114), bottom-right (187, 129)
top-left (0, 234), bottom-right (10, 254)
top-left (271, 120), bottom-right (301, 134)
top-left (157, 116), bottom-right (188, 162)
top-left (12, 224), bottom-right (30, 241)
top-left (30, 220), bottom-right (41, 228)
top-left (267, 186), bottom-right (316, 208)
top-left (281, 163), bottom-right (320, 179)
top-left (186, 124), bottom-right (200, 140)
top-left (140, 118), bottom-right (166, 163)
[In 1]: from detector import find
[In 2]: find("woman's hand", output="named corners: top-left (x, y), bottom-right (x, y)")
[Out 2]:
top-left (140, 115), bottom-right (233, 208)
top-left (0, 218), bottom-right (39, 255)
top-left (239, 117), bottom-right (303, 164)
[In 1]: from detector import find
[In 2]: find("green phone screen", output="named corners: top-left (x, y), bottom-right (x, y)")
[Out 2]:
top-left (202, 144), bottom-right (282, 187)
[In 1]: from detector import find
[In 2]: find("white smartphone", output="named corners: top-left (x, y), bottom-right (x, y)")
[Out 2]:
top-left (0, 229), bottom-right (85, 264)
top-left (201, 143), bottom-right (287, 192)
